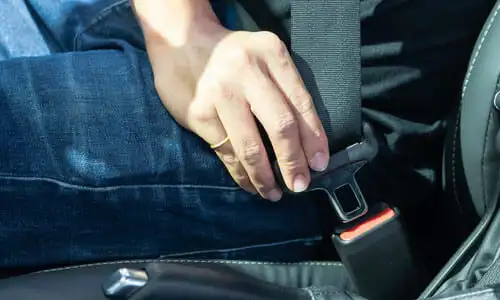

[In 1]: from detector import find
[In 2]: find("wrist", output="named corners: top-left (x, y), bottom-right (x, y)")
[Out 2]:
top-left (132, 0), bottom-right (223, 47)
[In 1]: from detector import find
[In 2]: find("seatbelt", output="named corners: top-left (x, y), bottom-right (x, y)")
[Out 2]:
top-left (289, 2), bottom-right (424, 299)
top-left (275, 0), bottom-right (377, 224)
top-left (236, 0), bottom-right (362, 151)
top-left (291, 0), bottom-right (362, 153)
top-left (235, 0), bottom-right (376, 223)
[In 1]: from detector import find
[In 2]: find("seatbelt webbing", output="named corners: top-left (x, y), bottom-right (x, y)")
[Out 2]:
top-left (291, 0), bottom-right (362, 153)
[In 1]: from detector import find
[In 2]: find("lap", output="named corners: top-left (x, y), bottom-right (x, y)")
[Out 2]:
top-left (0, 15), bottom-right (325, 268)
top-left (0, 0), bottom-right (52, 59)
top-left (0, 46), bottom-right (326, 267)
top-left (0, 0), bottom-right (494, 268)
top-left (0, 0), bottom-right (233, 59)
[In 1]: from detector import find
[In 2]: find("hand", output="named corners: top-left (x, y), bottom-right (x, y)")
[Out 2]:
top-left (137, 8), bottom-right (330, 201)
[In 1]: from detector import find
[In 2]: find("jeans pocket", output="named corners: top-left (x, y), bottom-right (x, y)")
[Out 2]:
top-left (73, 0), bottom-right (145, 51)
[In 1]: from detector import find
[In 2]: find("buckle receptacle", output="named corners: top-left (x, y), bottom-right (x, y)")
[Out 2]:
top-left (273, 122), bottom-right (378, 223)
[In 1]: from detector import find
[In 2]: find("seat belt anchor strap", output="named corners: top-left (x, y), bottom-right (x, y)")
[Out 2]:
top-left (273, 122), bottom-right (378, 223)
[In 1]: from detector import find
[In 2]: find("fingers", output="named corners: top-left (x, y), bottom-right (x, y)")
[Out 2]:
top-left (244, 64), bottom-right (311, 193)
top-left (191, 30), bottom-right (329, 199)
top-left (212, 139), bottom-right (257, 195)
top-left (252, 32), bottom-right (330, 173)
top-left (211, 82), bottom-right (283, 201)
top-left (188, 103), bottom-right (257, 195)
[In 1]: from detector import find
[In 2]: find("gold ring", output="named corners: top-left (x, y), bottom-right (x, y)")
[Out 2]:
top-left (210, 136), bottom-right (230, 149)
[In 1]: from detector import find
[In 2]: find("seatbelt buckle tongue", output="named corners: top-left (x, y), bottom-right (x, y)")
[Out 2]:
top-left (273, 122), bottom-right (378, 223)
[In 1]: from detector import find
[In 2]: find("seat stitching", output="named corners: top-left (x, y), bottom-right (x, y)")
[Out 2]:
top-left (452, 2), bottom-right (500, 212)
top-left (34, 259), bottom-right (343, 275)
top-left (462, 3), bottom-right (500, 99)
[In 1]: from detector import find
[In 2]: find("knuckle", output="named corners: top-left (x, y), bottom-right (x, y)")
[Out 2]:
top-left (291, 90), bottom-right (315, 115)
top-left (256, 31), bottom-right (286, 52)
top-left (274, 112), bottom-right (297, 138)
top-left (233, 172), bottom-right (250, 186)
top-left (227, 46), bottom-right (253, 68)
top-left (188, 100), bottom-right (217, 124)
top-left (253, 176), bottom-right (275, 193)
top-left (201, 78), bottom-right (239, 105)
top-left (219, 152), bottom-right (240, 165)
top-left (202, 75), bottom-right (223, 92)
top-left (198, 76), bottom-right (220, 96)
top-left (238, 138), bottom-right (263, 166)
top-left (276, 151), bottom-right (307, 172)
top-left (277, 152), bottom-right (305, 172)
top-left (217, 83), bottom-right (239, 104)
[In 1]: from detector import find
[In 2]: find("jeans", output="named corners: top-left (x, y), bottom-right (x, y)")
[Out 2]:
top-left (0, 0), bottom-right (494, 269)
top-left (0, 0), bottom-right (328, 269)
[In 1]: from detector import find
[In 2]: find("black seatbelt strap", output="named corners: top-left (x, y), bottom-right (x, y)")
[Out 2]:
top-left (236, 0), bottom-right (377, 223)
top-left (275, 0), bottom-right (377, 224)
top-left (290, 4), bottom-right (424, 299)
top-left (291, 0), bottom-right (362, 153)
top-left (239, 0), bottom-right (374, 223)
top-left (235, 0), bottom-right (362, 150)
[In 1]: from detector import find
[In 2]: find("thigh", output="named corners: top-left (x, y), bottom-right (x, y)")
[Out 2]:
top-left (0, 41), bottom-right (326, 268)
top-left (0, 0), bottom-right (139, 59)
top-left (0, 0), bottom-right (326, 269)
top-left (24, 0), bottom-right (236, 53)
top-left (0, 0), bottom-right (53, 59)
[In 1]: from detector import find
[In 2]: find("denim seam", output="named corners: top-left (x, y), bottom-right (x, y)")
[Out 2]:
top-left (158, 236), bottom-right (324, 259)
top-left (35, 259), bottom-right (344, 275)
top-left (0, 174), bottom-right (240, 191)
top-left (72, 0), bottom-right (129, 50)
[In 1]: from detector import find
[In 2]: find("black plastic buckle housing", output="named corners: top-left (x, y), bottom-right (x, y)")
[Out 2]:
top-left (273, 122), bottom-right (378, 223)
top-left (332, 205), bottom-right (423, 300)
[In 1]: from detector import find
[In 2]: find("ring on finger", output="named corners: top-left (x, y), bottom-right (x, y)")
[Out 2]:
top-left (210, 136), bottom-right (230, 149)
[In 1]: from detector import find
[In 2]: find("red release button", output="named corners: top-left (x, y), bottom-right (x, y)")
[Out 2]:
top-left (339, 208), bottom-right (396, 241)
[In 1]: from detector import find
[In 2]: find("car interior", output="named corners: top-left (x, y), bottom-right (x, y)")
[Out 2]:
top-left (2, 0), bottom-right (500, 299)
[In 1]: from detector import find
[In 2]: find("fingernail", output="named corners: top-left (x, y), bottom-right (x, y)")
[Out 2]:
top-left (267, 188), bottom-right (283, 202)
top-left (293, 174), bottom-right (308, 193)
top-left (310, 152), bottom-right (328, 172)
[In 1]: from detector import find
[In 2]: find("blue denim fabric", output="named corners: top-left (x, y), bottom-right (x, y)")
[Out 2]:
top-left (0, 0), bottom-right (494, 270)
top-left (0, 0), bottom-right (327, 268)
top-left (0, 1), bottom-right (51, 59)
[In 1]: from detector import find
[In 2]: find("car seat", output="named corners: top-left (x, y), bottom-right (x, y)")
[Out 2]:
top-left (2, 1), bottom-right (500, 300)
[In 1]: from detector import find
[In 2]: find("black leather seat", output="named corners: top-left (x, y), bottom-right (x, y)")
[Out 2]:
top-left (443, 0), bottom-right (500, 227)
